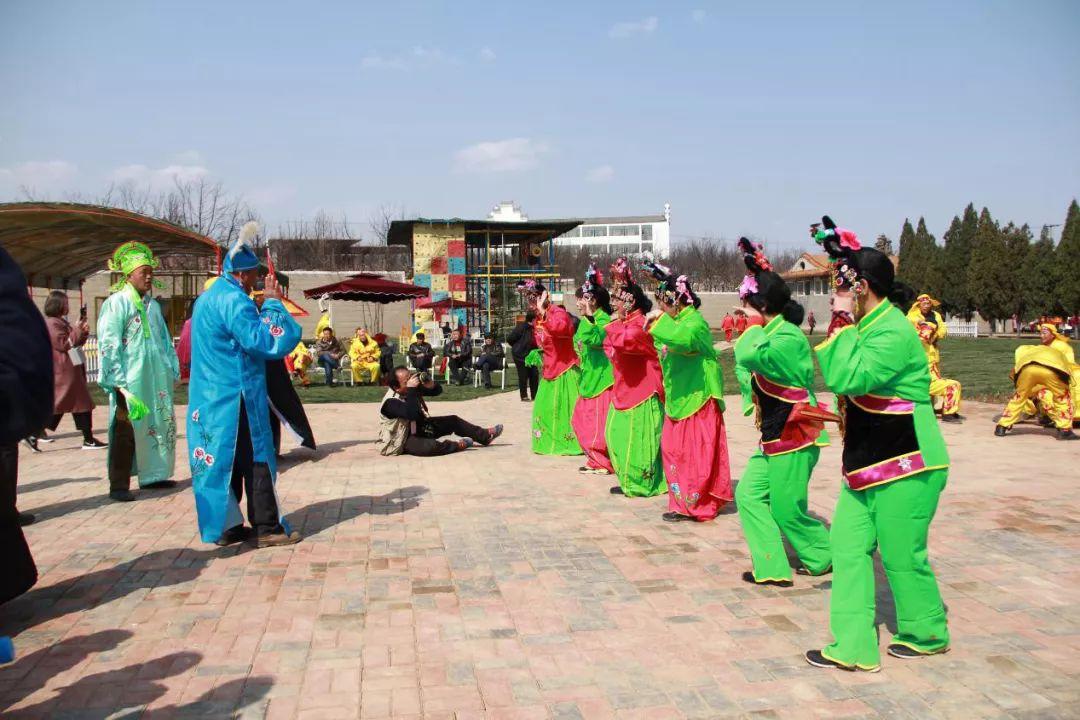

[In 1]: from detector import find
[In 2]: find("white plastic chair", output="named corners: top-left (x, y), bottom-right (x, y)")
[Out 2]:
top-left (473, 344), bottom-right (509, 390)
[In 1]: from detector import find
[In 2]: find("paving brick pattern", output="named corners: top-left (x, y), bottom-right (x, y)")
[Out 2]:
top-left (1, 394), bottom-right (1078, 719)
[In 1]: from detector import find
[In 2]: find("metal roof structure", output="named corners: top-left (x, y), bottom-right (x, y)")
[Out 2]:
top-left (387, 218), bottom-right (582, 247)
top-left (536, 214), bottom-right (667, 225)
top-left (0, 202), bottom-right (219, 289)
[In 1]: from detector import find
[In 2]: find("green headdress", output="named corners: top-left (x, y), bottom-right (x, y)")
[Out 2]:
top-left (107, 241), bottom-right (163, 292)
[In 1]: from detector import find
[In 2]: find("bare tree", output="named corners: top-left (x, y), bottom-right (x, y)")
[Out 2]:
top-left (368, 203), bottom-right (407, 246)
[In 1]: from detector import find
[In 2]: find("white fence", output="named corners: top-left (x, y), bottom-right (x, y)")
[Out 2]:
top-left (945, 319), bottom-right (979, 338)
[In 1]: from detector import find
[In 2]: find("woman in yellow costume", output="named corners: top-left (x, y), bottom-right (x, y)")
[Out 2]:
top-left (995, 323), bottom-right (1078, 440)
top-left (906, 294), bottom-right (962, 422)
top-left (348, 327), bottom-right (381, 384)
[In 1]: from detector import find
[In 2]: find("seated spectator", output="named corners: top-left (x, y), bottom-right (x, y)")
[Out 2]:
top-left (348, 327), bottom-right (381, 385)
top-left (408, 332), bottom-right (435, 372)
top-left (379, 366), bottom-right (503, 456)
top-left (444, 329), bottom-right (472, 385)
top-left (473, 333), bottom-right (505, 389)
top-left (374, 333), bottom-right (395, 385)
top-left (313, 327), bottom-right (344, 387)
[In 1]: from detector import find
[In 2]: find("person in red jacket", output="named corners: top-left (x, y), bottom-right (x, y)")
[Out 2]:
top-left (734, 311), bottom-right (749, 336)
top-left (721, 312), bottom-right (735, 342)
top-left (522, 280), bottom-right (583, 456)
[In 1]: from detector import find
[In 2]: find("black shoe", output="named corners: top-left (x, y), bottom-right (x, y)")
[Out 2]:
top-left (18, 512), bottom-right (35, 527)
top-left (483, 384), bottom-right (493, 389)
top-left (804, 649), bottom-right (879, 672)
top-left (940, 414), bottom-right (962, 423)
top-left (215, 525), bottom-right (253, 547)
top-left (37, 432), bottom-right (55, 444)
top-left (887, 643), bottom-right (949, 659)
top-left (142, 480), bottom-right (177, 489)
top-left (520, 396), bottom-right (529, 402)
top-left (609, 486), bottom-right (624, 495)
top-left (82, 438), bottom-right (108, 450)
top-left (662, 512), bottom-right (694, 523)
top-left (109, 490), bottom-right (136, 502)
top-left (741, 571), bottom-right (793, 588)
top-left (22, 437), bottom-right (41, 453)
top-left (994, 425), bottom-right (1009, 437)
top-left (1058, 429), bottom-right (1079, 441)
top-left (796, 564), bottom-right (832, 577)
top-left (254, 530), bottom-right (303, 548)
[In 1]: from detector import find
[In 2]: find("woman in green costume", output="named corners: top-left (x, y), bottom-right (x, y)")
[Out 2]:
top-left (524, 280), bottom-right (583, 455)
top-left (732, 238), bottom-right (832, 586)
top-left (804, 218), bottom-right (950, 673)
top-left (602, 259), bottom-right (666, 497)
top-left (571, 264), bottom-right (615, 474)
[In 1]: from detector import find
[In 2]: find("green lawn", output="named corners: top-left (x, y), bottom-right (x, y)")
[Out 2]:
top-left (92, 337), bottom-right (1028, 406)
top-left (712, 334), bottom-right (1027, 403)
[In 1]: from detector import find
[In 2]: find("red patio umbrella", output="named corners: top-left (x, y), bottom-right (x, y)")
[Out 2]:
top-left (415, 297), bottom-right (480, 310)
top-left (302, 273), bottom-right (429, 304)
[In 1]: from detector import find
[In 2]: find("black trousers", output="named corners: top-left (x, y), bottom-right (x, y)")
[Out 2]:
top-left (402, 415), bottom-right (491, 456)
top-left (448, 357), bottom-right (470, 385)
top-left (230, 403), bottom-right (284, 536)
top-left (108, 393), bottom-right (136, 492)
top-left (473, 356), bottom-right (500, 387)
top-left (411, 355), bottom-right (433, 372)
top-left (47, 411), bottom-right (94, 442)
top-left (0, 442), bottom-right (37, 604)
top-left (514, 359), bottom-right (539, 400)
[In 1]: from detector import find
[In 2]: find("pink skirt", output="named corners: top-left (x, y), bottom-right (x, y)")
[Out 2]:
top-left (571, 387), bottom-right (615, 473)
top-left (662, 399), bottom-right (732, 520)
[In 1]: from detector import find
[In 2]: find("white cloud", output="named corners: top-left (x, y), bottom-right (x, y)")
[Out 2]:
top-left (362, 46), bottom-right (459, 71)
top-left (0, 160), bottom-right (78, 197)
top-left (692, 9), bottom-right (706, 23)
top-left (479, 46), bottom-right (496, 62)
top-left (247, 184), bottom-right (298, 206)
top-left (361, 52), bottom-right (406, 70)
top-left (586, 165), bottom-right (615, 183)
top-left (453, 138), bottom-right (549, 174)
top-left (609, 16), bottom-right (658, 39)
top-left (172, 149), bottom-right (205, 165)
top-left (111, 162), bottom-right (208, 188)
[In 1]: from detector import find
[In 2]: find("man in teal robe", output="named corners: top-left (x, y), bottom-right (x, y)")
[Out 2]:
top-left (96, 241), bottom-right (179, 502)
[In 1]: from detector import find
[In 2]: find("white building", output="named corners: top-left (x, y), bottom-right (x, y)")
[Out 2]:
top-left (486, 201), bottom-right (672, 257)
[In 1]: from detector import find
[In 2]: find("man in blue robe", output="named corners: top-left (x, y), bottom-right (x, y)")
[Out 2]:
top-left (188, 222), bottom-right (303, 548)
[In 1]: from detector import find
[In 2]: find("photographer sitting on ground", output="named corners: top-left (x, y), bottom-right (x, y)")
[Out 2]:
top-left (378, 366), bottom-right (504, 456)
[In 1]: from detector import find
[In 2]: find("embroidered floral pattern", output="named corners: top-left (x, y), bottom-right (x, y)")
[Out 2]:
top-left (270, 325), bottom-right (284, 337)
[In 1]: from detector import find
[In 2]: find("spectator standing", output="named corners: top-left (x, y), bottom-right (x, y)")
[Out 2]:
top-left (42, 291), bottom-right (106, 449)
top-left (408, 332), bottom-right (435, 372)
top-left (473, 333), bottom-right (505, 388)
top-left (444, 329), bottom-right (472, 385)
top-left (807, 310), bottom-right (817, 335)
top-left (0, 245), bottom-right (52, 603)
top-left (313, 327), bottom-right (344, 387)
top-left (507, 311), bottom-right (539, 401)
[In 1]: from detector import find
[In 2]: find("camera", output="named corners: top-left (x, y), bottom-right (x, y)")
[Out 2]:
top-left (414, 371), bottom-right (432, 384)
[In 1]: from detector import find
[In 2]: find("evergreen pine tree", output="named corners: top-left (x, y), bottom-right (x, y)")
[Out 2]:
top-left (968, 207), bottom-right (1010, 329)
top-left (943, 203), bottom-right (978, 317)
top-left (1056, 199), bottom-right (1080, 314)
top-left (874, 234), bottom-right (894, 254)
top-left (1001, 223), bottom-right (1032, 321)
top-left (1022, 227), bottom-right (1058, 317)
top-left (896, 219), bottom-right (918, 289)
top-left (937, 215), bottom-right (963, 313)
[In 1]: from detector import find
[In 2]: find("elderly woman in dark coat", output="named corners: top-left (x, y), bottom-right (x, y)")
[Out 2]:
top-left (42, 291), bottom-right (106, 449)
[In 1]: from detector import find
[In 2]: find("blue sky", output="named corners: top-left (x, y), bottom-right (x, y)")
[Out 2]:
top-left (2, 0), bottom-right (1078, 250)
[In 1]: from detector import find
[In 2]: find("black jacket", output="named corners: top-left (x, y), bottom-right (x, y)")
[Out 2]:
top-left (380, 383), bottom-right (443, 422)
top-left (507, 321), bottom-right (537, 363)
top-left (0, 246), bottom-right (53, 444)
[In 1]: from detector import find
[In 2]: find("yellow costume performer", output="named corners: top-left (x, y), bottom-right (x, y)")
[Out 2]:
top-left (348, 331), bottom-right (381, 384)
top-left (995, 335), bottom-right (1077, 440)
top-left (906, 294), bottom-right (962, 421)
top-left (1043, 324), bottom-right (1080, 424)
top-left (288, 341), bottom-right (313, 386)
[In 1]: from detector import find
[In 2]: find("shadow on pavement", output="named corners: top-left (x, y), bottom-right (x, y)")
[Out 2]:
top-left (0, 629), bottom-right (133, 713)
top-left (0, 546), bottom-right (241, 637)
top-left (293, 485), bottom-right (428, 536)
top-left (16, 476), bottom-right (99, 495)
top-left (22, 480), bottom-right (192, 522)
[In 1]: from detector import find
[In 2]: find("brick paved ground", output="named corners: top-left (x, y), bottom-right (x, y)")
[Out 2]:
top-left (1, 393), bottom-right (1078, 719)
